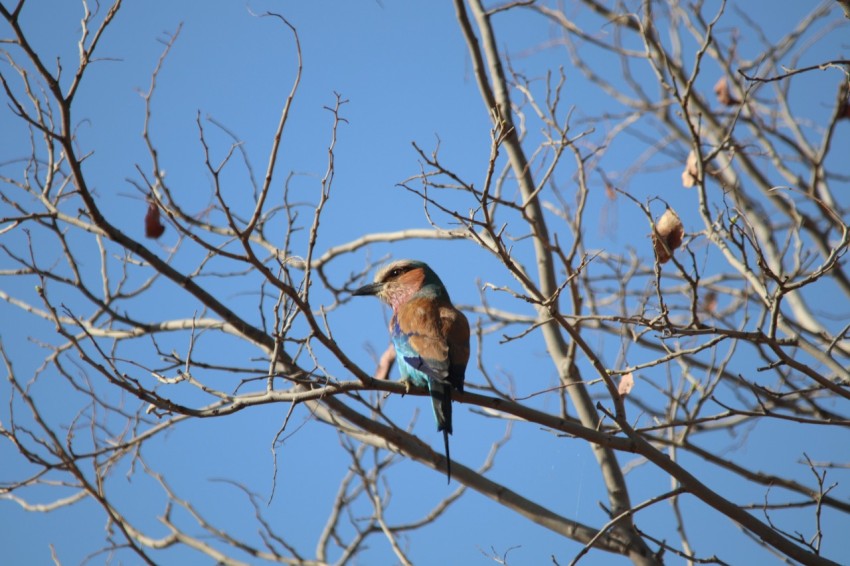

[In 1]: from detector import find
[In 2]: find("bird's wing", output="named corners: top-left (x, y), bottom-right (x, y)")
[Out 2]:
top-left (395, 296), bottom-right (450, 382)
top-left (440, 304), bottom-right (470, 393)
top-left (395, 297), bottom-right (470, 390)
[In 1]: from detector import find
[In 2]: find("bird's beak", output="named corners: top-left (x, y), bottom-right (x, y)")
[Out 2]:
top-left (353, 282), bottom-right (383, 296)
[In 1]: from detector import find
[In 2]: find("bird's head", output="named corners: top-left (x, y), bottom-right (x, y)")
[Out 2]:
top-left (353, 259), bottom-right (446, 309)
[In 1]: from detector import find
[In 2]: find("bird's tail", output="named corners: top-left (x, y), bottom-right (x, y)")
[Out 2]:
top-left (428, 379), bottom-right (453, 483)
top-left (442, 427), bottom-right (451, 484)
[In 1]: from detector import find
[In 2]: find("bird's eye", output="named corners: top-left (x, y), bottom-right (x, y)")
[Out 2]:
top-left (390, 268), bottom-right (402, 277)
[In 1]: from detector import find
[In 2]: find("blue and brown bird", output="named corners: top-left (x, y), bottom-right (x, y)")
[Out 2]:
top-left (354, 259), bottom-right (470, 482)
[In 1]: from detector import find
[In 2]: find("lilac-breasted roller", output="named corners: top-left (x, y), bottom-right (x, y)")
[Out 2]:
top-left (354, 259), bottom-right (470, 482)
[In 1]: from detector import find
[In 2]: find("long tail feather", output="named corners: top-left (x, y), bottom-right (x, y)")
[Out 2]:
top-left (428, 379), bottom-right (453, 482)
top-left (443, 427), bottom-right (451, 483)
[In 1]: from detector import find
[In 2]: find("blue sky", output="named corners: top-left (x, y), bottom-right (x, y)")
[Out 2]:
top-left (2, 1), bottom-right (849, 564)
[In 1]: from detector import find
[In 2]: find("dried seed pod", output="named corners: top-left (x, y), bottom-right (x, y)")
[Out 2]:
top-left (145, 201), bottom-right (166, 239)
top-left (702, 291), bottom-right (718, 314)
top-left (681, 150), bottom-right (699, 188)
top-left (652, 207), bottom-right (684, 264)
top-left (714, 77), bottom-right (739, 106)
top-left (618, 372), bottom-right (634, 397)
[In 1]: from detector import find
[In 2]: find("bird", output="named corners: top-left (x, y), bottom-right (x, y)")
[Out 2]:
top-left (354, 259), bottom-right (470, 482)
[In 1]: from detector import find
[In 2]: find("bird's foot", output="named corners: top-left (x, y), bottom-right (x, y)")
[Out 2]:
top-left (402, 379), bottom-right (412, 397)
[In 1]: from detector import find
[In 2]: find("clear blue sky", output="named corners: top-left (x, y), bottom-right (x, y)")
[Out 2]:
top-left (2, 1), bottom-right (849, 564)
